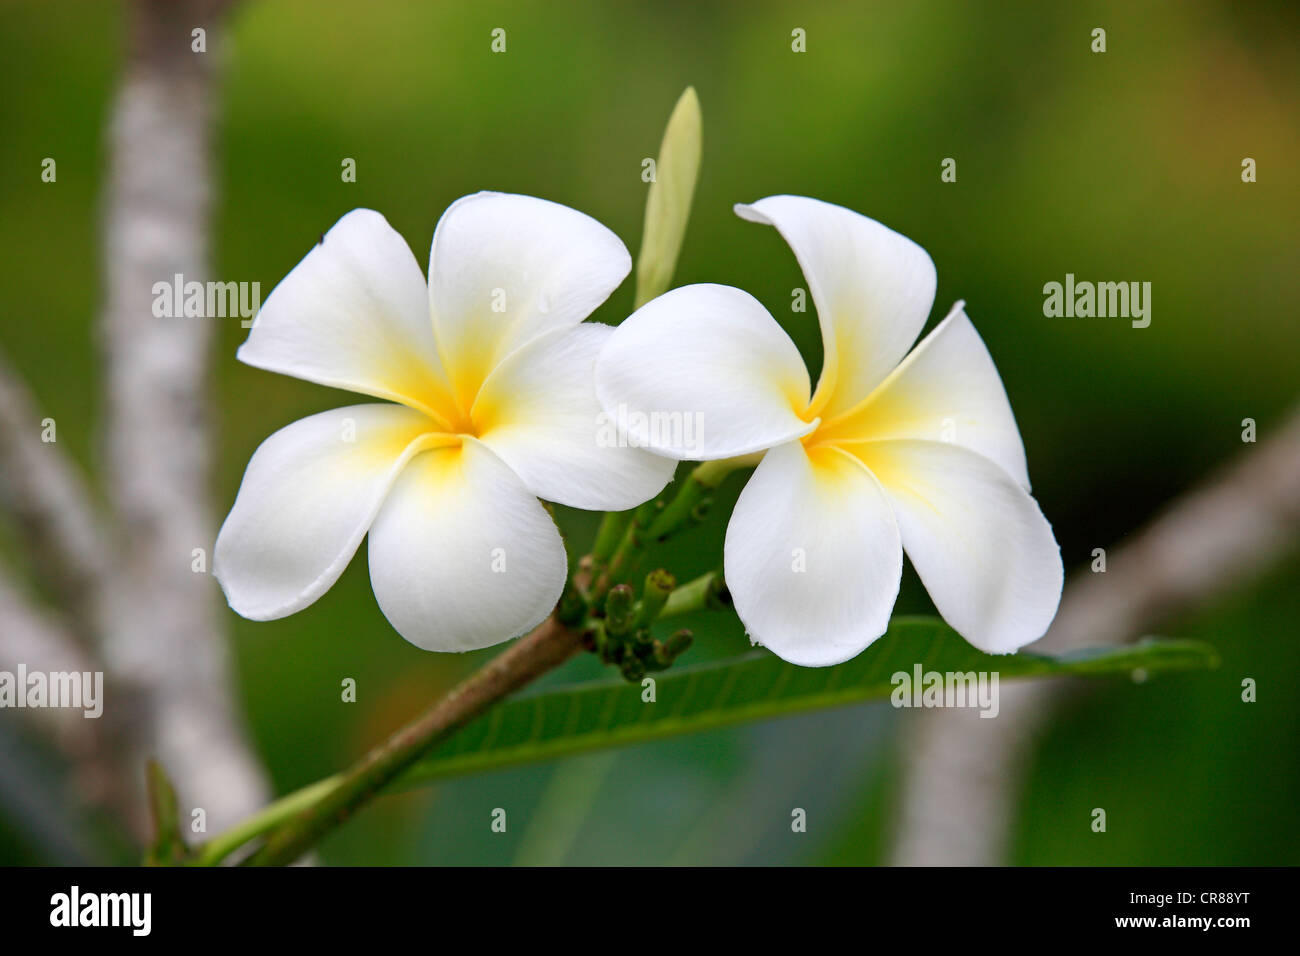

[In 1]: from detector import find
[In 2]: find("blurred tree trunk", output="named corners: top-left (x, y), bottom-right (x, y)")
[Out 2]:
top-left (0, 0), bottom-right (269, 855)
top-left (97, 0), bottom-right (269, 839)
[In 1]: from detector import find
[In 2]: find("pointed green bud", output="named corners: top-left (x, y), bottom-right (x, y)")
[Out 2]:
top-left (634, 86), bottom-right (702, 309)
top-left (634, 569), bottom-right (676, 628)
top-left (604, 583), bottom-right (635, 637)
top-left (664, 629), bottom-right (694, 661)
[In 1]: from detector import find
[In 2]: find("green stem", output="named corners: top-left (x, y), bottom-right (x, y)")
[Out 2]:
top-left (634, 570), bottom-right (676, 628)
top-left (660, 570), bottom-right (729, 619)
top-left (593, 453), bottom-right (760, 601)
top-left (592, 510), bottom-right (632, 566)
top-left (191, 775), bottom-right (343, 866)
top-left (236, 615), bottom-right (583, 866)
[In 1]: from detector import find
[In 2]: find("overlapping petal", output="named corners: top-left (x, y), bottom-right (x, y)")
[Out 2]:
top-left (237, 209), bottom-right (458, 428)
top-left (594, 284), bottom-right (816, 459)
top-left (367, 439), bottom-right (568, 652)
top-left (429, 192), bottom-right (632, 414)
top-left (214, 404), bottom-right (447, 621)
top-left (850, 440), bottom-right (1062, 654)
top-left (226, 188), bottom-right (1062, 667)
top-left (724, 441), bottom-right (903, 666)
top-left (735, 196), bottom-right (936, 419)
top-left (473, 324), bottom-right (676, 510)
top-left (815, 302), bottom-right (1031, 489)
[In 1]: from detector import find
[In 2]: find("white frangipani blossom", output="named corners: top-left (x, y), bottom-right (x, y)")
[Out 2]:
top-left (595, 195), bottom-right (1063, 666)
top-left (214, 192), bottom-right (675, 651)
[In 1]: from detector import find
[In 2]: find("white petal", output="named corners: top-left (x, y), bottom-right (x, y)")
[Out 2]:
top-left (855, 440), bottom-right (1062, 654)
top-left (594, 284), bottom-right (816, 459)
top-left (237, 209), bottom-right (457, 427)
top-left (819, 302), bottom-right (1031, 489)
top-left (214, 404), bottom-right (443, 621)
top-left (724, 441), bottom-right (902, 667)
top-left (736, 196), bottom-right (936, 419)
top-left (367, 439), bottom-right (567, 652)
top-left (473, 324), bottom-right (676, 510)
top-left (428, 192), bottom-right (631, 413)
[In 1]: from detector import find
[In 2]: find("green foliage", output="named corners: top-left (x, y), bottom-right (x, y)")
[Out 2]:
top-left (401, 618), bottom-right (1215, 786)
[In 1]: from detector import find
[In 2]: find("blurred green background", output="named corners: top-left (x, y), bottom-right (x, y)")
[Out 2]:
top-left (1, 0), bottom-right (1297, 864)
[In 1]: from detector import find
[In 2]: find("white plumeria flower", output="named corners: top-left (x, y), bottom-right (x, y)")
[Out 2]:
top-left (595, 195), bottom-right (1063, 666)
top-left (214, 193), bottom-right (675, 652)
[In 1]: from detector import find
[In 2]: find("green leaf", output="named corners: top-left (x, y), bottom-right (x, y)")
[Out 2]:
top-left (143, 759), bottom-right (187, 866)
top-left (634, 86), bottom-right (702, 308)
top-left (399, 618), bottom-right (1216, 787)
